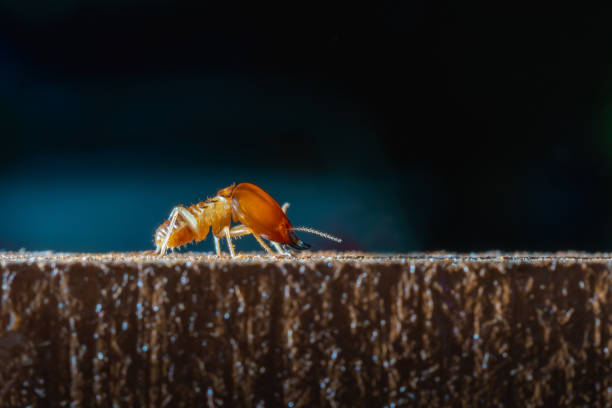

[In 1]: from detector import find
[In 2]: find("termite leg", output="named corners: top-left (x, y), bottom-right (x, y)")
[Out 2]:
top-left (159, 208), bottom-right (179, 256)
top-left (223, 226), bottom-right (236, 258)
top-left (159, 205), bottom-right (200, 257)
top-left (229, 224), bottom-right (251, 238)
top-left (174, 206), bottom-right (199, 231)
top-left (272, 242), bottom-right (292, 257)
top-left (213, 236), bottom-right (222, 256)
top-left (277, 204), bottom-right (292, 255)
top-left (230, 224), bottom-right (286, 256)
top-left (252, 232), bottom-right (275, 254)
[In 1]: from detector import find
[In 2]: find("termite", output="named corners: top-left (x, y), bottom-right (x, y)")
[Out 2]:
top-left (154, 182), bottom-right (342, 257)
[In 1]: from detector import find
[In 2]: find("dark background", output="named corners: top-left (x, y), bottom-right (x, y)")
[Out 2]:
top-left (2, 1), bottom-right (612, 253)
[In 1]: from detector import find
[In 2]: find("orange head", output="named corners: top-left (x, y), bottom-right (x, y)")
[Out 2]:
top-left (228, 182), bottom-right (310, 250)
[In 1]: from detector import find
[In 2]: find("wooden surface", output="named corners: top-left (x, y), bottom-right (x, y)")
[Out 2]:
top-left (0, 251), bottom-right (611, 407)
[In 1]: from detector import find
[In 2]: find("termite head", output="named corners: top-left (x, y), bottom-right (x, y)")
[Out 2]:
top-left (230, 183), bottom-right (312, 249)
top-left (227, 182), bottom-right (342, 251)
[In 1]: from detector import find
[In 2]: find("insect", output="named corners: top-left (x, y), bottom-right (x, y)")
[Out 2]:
top-left (154, 182), bottom-right (342, 257)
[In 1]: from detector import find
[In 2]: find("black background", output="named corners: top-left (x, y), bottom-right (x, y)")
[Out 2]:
top-left (2, 1), bottom-right (612, 252)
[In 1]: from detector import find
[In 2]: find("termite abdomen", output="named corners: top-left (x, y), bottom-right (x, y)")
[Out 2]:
top-left (155, 220), bottom-right (196, 249)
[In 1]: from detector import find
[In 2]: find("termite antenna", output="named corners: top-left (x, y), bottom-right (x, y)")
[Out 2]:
top-left (290, 227), bottom-right (343, 243)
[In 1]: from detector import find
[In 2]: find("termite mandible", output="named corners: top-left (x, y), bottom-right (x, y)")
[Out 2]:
top-left (154, 182), bottom-right (342, 257)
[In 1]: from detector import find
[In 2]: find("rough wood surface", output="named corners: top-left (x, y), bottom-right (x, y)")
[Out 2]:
top-left (0, 251), bottom-right (610, 407)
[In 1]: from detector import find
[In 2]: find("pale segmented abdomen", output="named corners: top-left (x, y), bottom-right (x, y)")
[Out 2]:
top-left (154, 201), bottom-right (210, 251)
top-left (154, 196), bottom-right (231, 252)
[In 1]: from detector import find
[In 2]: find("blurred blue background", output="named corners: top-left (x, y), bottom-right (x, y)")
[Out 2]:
top-left (1, 1), bottom-right (612, 252)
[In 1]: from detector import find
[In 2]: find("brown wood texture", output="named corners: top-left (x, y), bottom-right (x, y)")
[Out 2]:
top-left (0, 251), bottom-right (611, 407)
